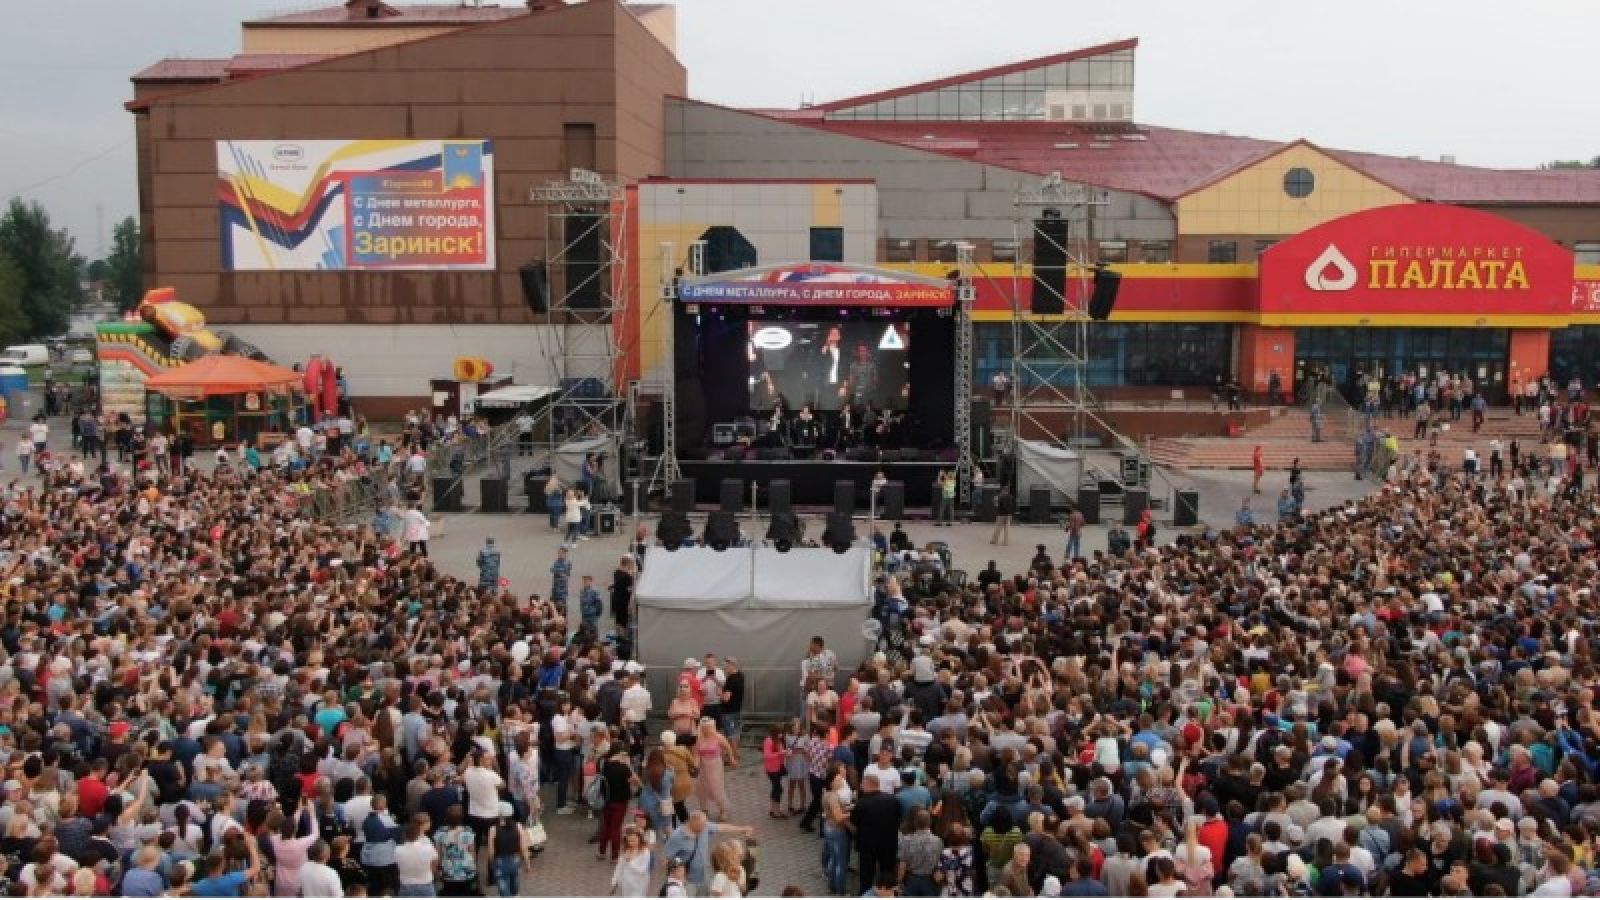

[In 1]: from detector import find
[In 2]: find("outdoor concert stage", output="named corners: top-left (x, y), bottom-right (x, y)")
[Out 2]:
top-left (671, 263), bottom-right (961, 512)
top-left (680, 458), bottom-right (947, 507)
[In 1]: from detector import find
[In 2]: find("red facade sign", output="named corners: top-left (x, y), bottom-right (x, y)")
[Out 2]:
top-left (1258, 204), bottom-right (1574, 319)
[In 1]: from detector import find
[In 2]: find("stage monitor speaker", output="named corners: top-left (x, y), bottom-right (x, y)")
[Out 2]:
top-left (566, 214), bottom-right (604, 309)
top-left (431, 477), bottom-right (463, 513)
top-left (1174, 489), bottom-right (1200, 527)
top-left (670, 479), bottom-right (696, 514)
top-left (1078, 486), bottom-right (1101, 525)
top-left (972, 397), bottom-right (992, 427)
top-left (822, 512), bottom-right (856, 553)
top-left (833, 480), bottom-right (856, 517)
top-left (518, 261), bottom-right (549, 314)
top-left (656, 512), bottom-right (692, 551)
top-left (881, 481), bottom-right (905, 520)
top-left (479, 478), bottom-right (509, 514)
top-left (1028, 486), bottom-right (1052, 524)
top-left (1031, 217), bottom-right (1068, 314)
top-left (766, 513), bottom-right (802, 552)
top-left (768, 480), bottom-right (792, 517)
top-left (972, 484), bottom-right (997, 523)
top-left (703, 512), bottom-right (739, 551)
top-left (719, 478), bottom-right (744, 513)
top-left (597, 505), bottom-right (618, 534)
top-left (1089, 266), bottom-right (1123, 321)
top-left (1123, 487), bottom-right (1149, 525)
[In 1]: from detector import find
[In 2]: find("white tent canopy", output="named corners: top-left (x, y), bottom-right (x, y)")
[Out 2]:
top-left (637, 546), bottom-right (872, 713)
top-left (1016, 439), bottom-right (1084, 503)
top-left (473, 384), bottom-right (556, 409)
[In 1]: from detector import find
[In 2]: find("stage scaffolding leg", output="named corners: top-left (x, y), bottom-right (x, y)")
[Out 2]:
top-left (954, 242), bottom-right (976, 505)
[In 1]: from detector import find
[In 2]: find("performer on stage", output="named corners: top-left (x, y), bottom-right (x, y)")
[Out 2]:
top-left (753, 371), bottom-right (787, 413)
top-left (840, 342), bottom-right (880, 408)
top-left (791, 404), bottom-right (822, 456)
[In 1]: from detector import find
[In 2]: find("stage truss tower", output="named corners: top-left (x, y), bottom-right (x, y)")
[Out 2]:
top-left (952, 242), bottom-right (977, 504)
top-left (528, 170), bottom-right (632, 461)
top-left (1005, 178), bottom-right (1108, 452)
top-left (637, 240), bottom-right (694, 504)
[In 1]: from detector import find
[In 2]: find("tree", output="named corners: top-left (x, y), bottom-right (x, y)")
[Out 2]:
top-left (1541, 157), bottom-right (1600, 170)
top-left (85, 259), bottom-right (108, 283)
top-left (0, 253), bottom-right (36, 347)
top-left (104, 217), bottom-right (143, 312)
top-left (0, 199), bottom-right (81, 338)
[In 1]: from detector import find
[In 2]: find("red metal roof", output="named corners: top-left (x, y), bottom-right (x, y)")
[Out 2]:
top-left (1324, 149), bottom-right (1600, 205)
top-left (803, 118), bottom-right (1277, 201)
top-left (246, 3), bottom-right (529, 26)
top-left (793, 116), bottom-right (1600, 205)
top-left (223, 54), bottom-right (332, 75)
top-left (811, 38), bottom-right (1138, 113)
top-left (131, 58), bottom-right (231, 82)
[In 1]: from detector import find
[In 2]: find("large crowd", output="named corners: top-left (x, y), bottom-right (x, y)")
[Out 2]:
top-left (0, 391), bottom-right (1598, 900)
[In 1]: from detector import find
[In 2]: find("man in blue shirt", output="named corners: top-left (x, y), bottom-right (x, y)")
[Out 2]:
top-left (550, 546), bottom-right (572, 620)
top-left (579, 575), bottom-right (603, 633)
top-left (190, 834), bottom-right (261, 897)
top-left (120, 847), bottom-right (167, 897)
top-left (659, 812), bottom-right (755, 893)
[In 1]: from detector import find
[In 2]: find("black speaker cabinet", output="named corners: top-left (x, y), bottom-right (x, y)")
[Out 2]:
top-left (833, 480), bottom-right (856, 517)
top-left (670, 478), bottom-right (696, 514)
top-left (880, 481), bottom-right (905, 520)
top-left (768, 479), bottom-right (792, 517)
top-left (719, 478), bottom-right (743, 513)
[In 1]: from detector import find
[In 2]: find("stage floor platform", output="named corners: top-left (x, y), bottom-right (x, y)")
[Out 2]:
top-left (680, 458), bottom-right (947, 508)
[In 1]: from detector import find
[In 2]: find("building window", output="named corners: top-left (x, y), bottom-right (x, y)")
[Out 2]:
top-left (1207, 240), bottom-right (1238, 264)
top-left (1097, 240), bottom-right (1128, 264)
top-left (1137, 241), bottom-right (1171, 263)
top-left (562, 123), bottom-right (596, 171)
top-left (930, 240), bottom-right (961, 263)
top-left (809, 227), bottom-right (844, 263)
top-left (976, 322), bottom-right (1232, 390)
top-left (1283, 167), bottom-right (1315, 199)
top-left (990, 239), bottom-right (1019, 263)
top-left (1576, 241), bottom-right (1600, 265)
top-left (884, 239), bottom-right (915, 263)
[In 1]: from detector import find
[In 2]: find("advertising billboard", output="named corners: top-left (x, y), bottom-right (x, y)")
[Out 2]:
top-left (217, 139), bottom-right (495, 271)
top-left (1257, 204), bottom-right (1574, 322)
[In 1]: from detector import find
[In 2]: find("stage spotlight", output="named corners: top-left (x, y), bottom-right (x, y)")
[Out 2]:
top-left (703, 512), bottom-right (739, 552)
top-left (766, 513), bottom-right (803, 553)
top-left (822, 513), bottom-right (856, 554)
top-left (656, 512), bottom-right (692, 551)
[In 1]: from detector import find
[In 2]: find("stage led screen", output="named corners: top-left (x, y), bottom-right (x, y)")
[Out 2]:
top-left (747, 321), bottom-right (909, 411)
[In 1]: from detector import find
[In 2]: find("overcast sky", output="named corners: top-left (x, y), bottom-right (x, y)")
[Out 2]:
top-left (4, 0), bottom-right (1599, 256)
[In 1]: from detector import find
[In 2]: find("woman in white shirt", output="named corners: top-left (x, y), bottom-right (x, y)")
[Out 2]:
top-left (707, 840), bottom-right (747, 898)
top-left (551, 698), bottom-right (580, 813)
top-left (393, 821), bottom-right (439, 896)
top-left (609, 825), bottom-right (654, 898)
top-left (402, 504), bottom-right (432, 557)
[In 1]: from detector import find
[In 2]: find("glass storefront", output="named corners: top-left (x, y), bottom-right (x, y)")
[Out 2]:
top-left (975, 322), bottom-right (1232, 390)
top-left (1293, 327), bottom-right (1510, 404)
top-left (1549, 326), bottom-right (1600, 387)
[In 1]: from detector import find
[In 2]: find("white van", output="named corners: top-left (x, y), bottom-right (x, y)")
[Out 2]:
top-left (0, 345), bottom-right (48, 367)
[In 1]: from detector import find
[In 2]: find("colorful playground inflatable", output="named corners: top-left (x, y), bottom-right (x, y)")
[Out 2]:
top-left (96, 288), bottom-right (292, 423)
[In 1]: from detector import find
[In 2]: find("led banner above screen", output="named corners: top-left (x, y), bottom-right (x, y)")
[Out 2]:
top-left (217, 139), bottom-right (495, 271)
top-left (679, 264), bottom-right (952, 307)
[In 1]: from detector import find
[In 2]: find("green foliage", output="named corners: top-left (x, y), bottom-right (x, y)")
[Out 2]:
top-left (0, 199), bottom-right (81, 338)
top-left (0, 253), bottom-right (36, 347)
top-left (105, 216), bottom-right (143, 312)
top-left (1541, 157), bottom-right (1600, 170)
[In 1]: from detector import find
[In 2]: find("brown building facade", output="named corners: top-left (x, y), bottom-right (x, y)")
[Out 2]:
top-left (129, 0), bottom-right (682, 410)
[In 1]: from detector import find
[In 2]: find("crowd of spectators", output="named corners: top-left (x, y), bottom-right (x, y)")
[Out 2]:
top-left (5, 388), bottom-right (1600, 899)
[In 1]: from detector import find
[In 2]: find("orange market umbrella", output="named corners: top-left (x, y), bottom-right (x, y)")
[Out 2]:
top-left (143, 355), bottom-right (305, 400)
